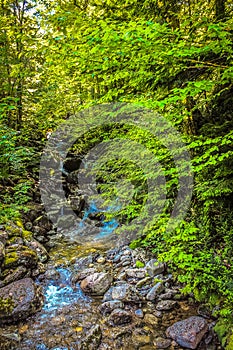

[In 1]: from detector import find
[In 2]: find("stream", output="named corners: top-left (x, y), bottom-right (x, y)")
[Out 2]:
top-left (0, 203), bottom-right (222, 350)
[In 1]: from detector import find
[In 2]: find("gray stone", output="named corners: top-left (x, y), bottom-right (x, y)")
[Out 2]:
top-left (146, 259), bottom-right (165, 277)
top-left (56, 215), bottom-right (75, 229)
top-left (156, 300), bottom-right (177, 311)
top-left (103, 283), bottom-right (141, 302)
top-left (146, 282), bottom-right (165, 301)
top-left (99, 300), bottom-right (124, 315)
top-left (166, 316), bottom-right (208, 349)
top-left (80, 272), bottom-right (113, 295)
top-left (125, 268), bottom-right (146, 279)
top-left (108, 308), bottom-right (132, 326)
top-left (71, 268), bottom-right (97, 283)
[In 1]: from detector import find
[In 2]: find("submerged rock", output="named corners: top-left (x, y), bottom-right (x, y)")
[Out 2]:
top-left (80, 324), bottom-right (102, 350)
top-left (0, 278), bottom-right (43, 324)
top-left (80, 272), bottom-right (113, 295)
top-left (166, 316), bottom-right (208, 349)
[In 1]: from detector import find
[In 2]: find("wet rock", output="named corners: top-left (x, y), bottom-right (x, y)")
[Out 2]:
top-left (132, 329), bottom-right (151, 347)
top-left (156, 300), bottom-right (177, 311)
top-left (72, 268), bottom-right (97, 284)
top-left (143, 313), bottom-right (159, 326)
top-left (43, 267), bottom-right (61, 281)
top-left (108, 308), bottom-right (132, 326)
top-left (146, 282), bottom-right (165, 301)
top-left (135, 309), bottom-right (144, 318)
top-left (146, 259), bottom-right (165, 277)
top-left (166, 316), bottom-right (208, 349)
top-left (103, 283), bottom-right (141, 302)
top-left (99, 300), bottom-right (124, 315)
top-left (56, 215), bottom-right (75, 229)
top-left (80, 324), bottom-right (102, 350)
top-left (24, 239), bottom-right (49, 263)
top-left (197, 304), bottom-right (212, 319)
top-left (80, 272), bottom-right (113, 295)
top-left (0, 278), bottom-right (43, 324)
top-left (153, 337), bottom-right (171, 348)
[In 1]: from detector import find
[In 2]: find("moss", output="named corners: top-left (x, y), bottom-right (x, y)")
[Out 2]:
top-left (5, 224), bottom-right (22, 237)
top-left (21, 229), bottom-right (32, 240)
top-left (226, 333), bottom-right (233, 350)
top-left (4, 251), bottom-right (19, 268)
top-left (214, 318), bottom-right (233, 348)
top-left (135, 260), bottom-right (145, 268)
top-left (0, 297), bottom-right (14, 315)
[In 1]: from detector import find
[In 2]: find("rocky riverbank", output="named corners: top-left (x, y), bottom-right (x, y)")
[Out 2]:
top-left (0, 225), bottom-right (222, 350)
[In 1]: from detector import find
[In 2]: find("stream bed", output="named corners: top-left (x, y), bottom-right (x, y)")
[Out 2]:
top-left (0, 205), bottom-right (222, 350)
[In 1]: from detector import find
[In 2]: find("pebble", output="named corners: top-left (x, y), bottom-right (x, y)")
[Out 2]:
top-left (135, 309), bottom-right (144, 318)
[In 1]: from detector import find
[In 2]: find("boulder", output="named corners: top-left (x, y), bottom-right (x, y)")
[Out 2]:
top-left (71, 268), bottom-right (97, 284)
top-left (166, 316), bottom-right (208, 349)
top-left (0, 278), bottom-right (43, 324)
top-left (80, 272), bottom-right (113, 295)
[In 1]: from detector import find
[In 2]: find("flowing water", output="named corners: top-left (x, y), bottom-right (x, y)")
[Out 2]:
top-left (18, 203), bottom-right (118, 349)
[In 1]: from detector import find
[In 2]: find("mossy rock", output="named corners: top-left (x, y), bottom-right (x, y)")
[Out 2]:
top-left (5, 222), bottom-right (33, 241)
top-left (5, 224), bottom-right (22, 238)
top-left (3, 247), bottom-right (38, 269)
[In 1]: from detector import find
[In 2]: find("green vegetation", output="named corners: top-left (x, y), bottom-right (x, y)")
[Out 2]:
top-left (0, 0), bottom-right (232, 344)
top-left (0, 297), bottom-right (14, 315)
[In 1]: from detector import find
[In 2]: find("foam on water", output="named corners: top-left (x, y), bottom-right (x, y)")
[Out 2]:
top-left (41, 268), bottom-right (90, 315)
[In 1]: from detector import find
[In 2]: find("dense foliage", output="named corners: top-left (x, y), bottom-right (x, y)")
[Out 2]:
top-left (0, 0), bottom-right (232, 346)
